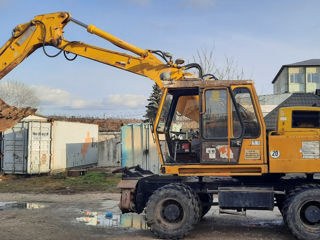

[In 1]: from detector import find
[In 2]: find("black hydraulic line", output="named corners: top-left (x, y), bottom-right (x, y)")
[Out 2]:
top-left (151, 50), bottom-right (170, 64)
top-left (33, 20), bottom-right (78, 60)
top-left (202, 73), bottom-right (219, 80)
top-left (63, 51), bottom-right (78, 61)
top-left (183, 63), bottom-right (203, 78)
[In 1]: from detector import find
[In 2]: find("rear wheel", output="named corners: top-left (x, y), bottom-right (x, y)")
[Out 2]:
top-left (283, 184), bottom-right (320, 240)
top-left (145, 183), bottom-right (200, 239)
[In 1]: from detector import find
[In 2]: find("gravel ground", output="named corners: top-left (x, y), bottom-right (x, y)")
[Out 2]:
top-left (0, 192), bottom-right (294, 240)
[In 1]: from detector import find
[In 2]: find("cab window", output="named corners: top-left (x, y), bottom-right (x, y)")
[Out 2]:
top-left (292, 110), bottom-right (320, 128)
top-left (202, 89), bottom-right (228, 139)
top-left (232, 87), bottom-right (260, 138)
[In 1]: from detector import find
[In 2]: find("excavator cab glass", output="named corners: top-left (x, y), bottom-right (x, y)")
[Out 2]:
top-left (156, 85), bottom-right (263, 166)
top-left (156, 88), bottom-right (200, 164)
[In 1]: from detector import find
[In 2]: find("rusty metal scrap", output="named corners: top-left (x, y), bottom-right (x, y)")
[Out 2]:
top-left (0, 98), bottom-right (36, 132)
top-left (117, 179), bottom-right (139, 213)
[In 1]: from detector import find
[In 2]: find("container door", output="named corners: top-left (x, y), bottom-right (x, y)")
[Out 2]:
top-left (27, 122), bottom-right (51, 174)
top-left (2, 122), bottom-right (28, 174)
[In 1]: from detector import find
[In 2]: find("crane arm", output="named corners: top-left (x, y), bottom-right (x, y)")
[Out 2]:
top-left (0, 12), bottom-right (189, 88)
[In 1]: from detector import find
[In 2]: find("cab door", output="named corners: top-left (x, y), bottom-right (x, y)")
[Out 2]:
top-left (200, 88), bottom-right (243, 164)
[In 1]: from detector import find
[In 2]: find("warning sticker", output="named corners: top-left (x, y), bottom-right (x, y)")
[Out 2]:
top-left (206, 148), bottom-right (216, 159)
top-left (301, 141), bottom-right (320, 159)
top-left (217, 145), bottom-right (234, 159)
top-left (244, 149), bottom-right (261, 160)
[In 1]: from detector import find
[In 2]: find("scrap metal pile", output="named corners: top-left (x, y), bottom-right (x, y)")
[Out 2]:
top-left (0, 98), bottom-right (35, 131)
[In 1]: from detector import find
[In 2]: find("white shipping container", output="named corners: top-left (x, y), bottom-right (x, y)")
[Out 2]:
top-left (50, 121), bottom-right (98, 172)
top-left (1, 117), bottom-right (98, 174)
top-left (1, 121), bottom-right (51, 174)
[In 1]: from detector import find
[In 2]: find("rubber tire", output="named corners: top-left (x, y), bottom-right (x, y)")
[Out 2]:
top-left (199, 193), bottom-right (213, 218)
top-left (145, 183), bottom-right (200, 239)
top-left (283, 184), bottom-right (320, 240)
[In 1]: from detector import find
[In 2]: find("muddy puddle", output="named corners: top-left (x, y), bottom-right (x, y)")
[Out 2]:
top-left (76, 211), bottom-right (148, 230)
top-left (0, 202), bottom-right (47, 210)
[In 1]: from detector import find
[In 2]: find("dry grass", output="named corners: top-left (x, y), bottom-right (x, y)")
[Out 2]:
top-left (0, 169), bottom-right (121, 194)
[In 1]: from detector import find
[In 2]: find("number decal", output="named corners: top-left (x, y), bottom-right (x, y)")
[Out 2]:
top-left (270, 150), bottom-right (280, 159)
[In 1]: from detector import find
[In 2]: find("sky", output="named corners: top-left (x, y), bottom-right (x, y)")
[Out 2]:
top-left (1, 0), bottom-right (320, 118)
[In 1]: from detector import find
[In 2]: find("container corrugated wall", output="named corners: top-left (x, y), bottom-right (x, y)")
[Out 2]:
top-left (1, 121), bottom-right (51, 174)
top-left (1, 122), bottom-right (28, 174)
top-left (121, 123), bottom-right (160, 174)
top-left (98, 132), bottom-right (121, 167)
top-left (27, 121), bottom-right (51, 174)
top-left (51, 121), bottom-right (98, 172)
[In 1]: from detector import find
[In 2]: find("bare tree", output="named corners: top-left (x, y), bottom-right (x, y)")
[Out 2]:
top-left (0, 80), bottom-right (40, 108)
top-left (193, 47), bottom-right (245, 80)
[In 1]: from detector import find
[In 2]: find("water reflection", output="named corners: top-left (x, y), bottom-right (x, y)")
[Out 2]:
top-left (76, 211), bottom-right (148, 230)
top-left (0, 202), bottom-right (46, 210)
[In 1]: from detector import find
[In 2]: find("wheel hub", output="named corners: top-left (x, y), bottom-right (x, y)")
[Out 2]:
top-left (163, 203), bottom-right (181, 221)
top-left (304, 205), bottom-right (320, 224)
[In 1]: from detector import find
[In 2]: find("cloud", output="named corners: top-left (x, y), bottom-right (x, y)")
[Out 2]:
top-left (106, 94), bottom-right (147, 108)
top-left (31, 85), bottom-right (147, 112)
top-left (31, 86), bottom-right (74, 107)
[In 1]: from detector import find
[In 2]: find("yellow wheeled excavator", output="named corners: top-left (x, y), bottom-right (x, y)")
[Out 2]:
top-left (0, 12), bottom-right (319, 240)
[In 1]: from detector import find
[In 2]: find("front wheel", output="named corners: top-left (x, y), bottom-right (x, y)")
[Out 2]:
top-left (283, 184), bottom-right (320, 240)
top-left (145, 183), bottom-right (200, 239)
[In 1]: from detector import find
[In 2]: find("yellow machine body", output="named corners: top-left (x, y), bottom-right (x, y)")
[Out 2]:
top-left (153, 82), bottom-right (320, 177)
top-left (269, 106), bottom-right (320, 173)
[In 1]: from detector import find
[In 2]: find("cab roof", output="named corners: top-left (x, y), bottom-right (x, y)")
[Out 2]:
top-left (162, 79), bottom-right (254, 89)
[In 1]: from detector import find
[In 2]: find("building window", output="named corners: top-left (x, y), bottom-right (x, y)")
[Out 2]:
top-left (290, 73), bottom-right (304, 83)
top-left (288, 67), bottom-right (306, 92)
top-left (307, 73), bottom-right (320, 83)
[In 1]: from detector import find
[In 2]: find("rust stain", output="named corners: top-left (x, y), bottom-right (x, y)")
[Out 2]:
top-left (81, 132), bottom-right (91, 159)
top-left (41, 154), bottom-right (46, 164)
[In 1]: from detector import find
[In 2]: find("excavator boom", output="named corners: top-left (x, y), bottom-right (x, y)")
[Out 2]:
top-left (0, 11), bottom-right (202, 131)
top-left (0, 12), bottom-right (189, 88)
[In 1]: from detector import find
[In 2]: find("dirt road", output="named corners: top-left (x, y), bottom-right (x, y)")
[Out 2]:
top-left (0, 193), bottom-right (294, 240)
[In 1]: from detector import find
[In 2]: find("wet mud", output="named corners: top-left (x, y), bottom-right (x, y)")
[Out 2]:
top-left (0, 193), bottom-right (294, 240)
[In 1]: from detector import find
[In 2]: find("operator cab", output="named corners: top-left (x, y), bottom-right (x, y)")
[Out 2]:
top-left (155, 80), bottom-right (262, 166)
